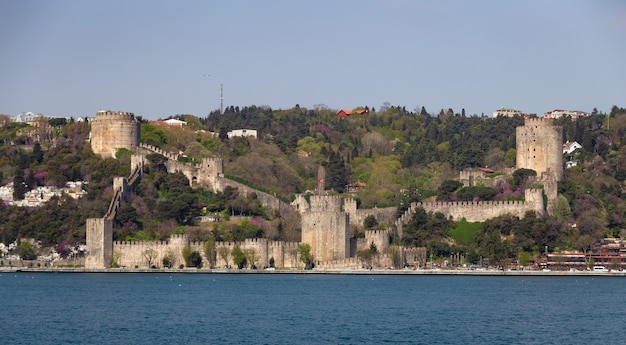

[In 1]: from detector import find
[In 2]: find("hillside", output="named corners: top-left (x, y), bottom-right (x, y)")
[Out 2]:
top-left (1, 105), bottom-right (625, 266)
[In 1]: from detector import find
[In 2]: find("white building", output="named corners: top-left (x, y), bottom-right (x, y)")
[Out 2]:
top-left (164, 119), bottom-right (187, 127)
top-left (493, 108), bottom-right (525, 117)
top-left (563, 141), bottom-right (582, 155)
top-left (543, 109), bottom-right (589, 119)
top-left (227, 129), bottom-right (258, 139)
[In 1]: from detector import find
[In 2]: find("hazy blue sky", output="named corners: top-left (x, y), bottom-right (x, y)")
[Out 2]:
top-left (1, 0), bottom-right (625, 119)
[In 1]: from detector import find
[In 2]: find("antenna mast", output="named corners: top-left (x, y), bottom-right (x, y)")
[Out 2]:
top-left (220, 82), bottom-right (224, 114)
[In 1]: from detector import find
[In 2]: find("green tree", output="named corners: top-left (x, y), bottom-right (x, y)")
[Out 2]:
top-left (387, 245), bottom-right (403, 269)
top-left (231, 246), bottom-right (247, 269)
top-left (189, 251), bottom-right (202, 268)
top-left (218, 246), bottom-right (230, 268)
top-left (18, 241), bottom-right (36, 260)
top-left (142, 248), bottom-right (158, 268)
top-left (182, 246), bottom-right (193, 267)
top-left (32, 142), bottom-right (44, 164)
top-left (363, 215), bottom-right (378, 230)
top-left (162, 249), bottom-right (173, 268)
top-left (437, 180), bottom-right (463, 201)
top-left (513, 168), bottom-right (537, 189)
top-left (140, 123), bottom-right (168, 147)
top-left (456, 186), bottom-right (499, 201)
top-left (297, 243), bottom-right (314, 269)
top-left (12, 169), bottom-right (27, 200)
top-left (203, 234), bottom-right (216, 268)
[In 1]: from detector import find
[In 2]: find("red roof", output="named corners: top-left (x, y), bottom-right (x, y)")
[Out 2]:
top-left (337, 109), bottom-right (353, 117)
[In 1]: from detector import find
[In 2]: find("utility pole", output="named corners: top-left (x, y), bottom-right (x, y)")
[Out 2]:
top-left (220, 82), bottom-right (224, 115)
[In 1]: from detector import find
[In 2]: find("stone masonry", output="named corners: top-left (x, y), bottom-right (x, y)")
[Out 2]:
top-left (90, 110), bottom-right (140, 159)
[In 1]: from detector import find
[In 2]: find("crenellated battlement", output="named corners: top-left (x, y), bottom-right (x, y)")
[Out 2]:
top-left (139, 143), bottom-right (179, 161)
top-left (524, 117), bottom-right (556, 126)
top-left (365, 229), bottom-right (389, 236)
top-left (415, 199), bottom-right (526, 208)
top-left (309, 195), bottom-right (345, 212)
top-left (95, 110), bottom-right (136, 118)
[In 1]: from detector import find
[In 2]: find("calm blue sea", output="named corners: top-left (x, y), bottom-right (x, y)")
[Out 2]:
top-left (0, 272), bottom-right (624, 344)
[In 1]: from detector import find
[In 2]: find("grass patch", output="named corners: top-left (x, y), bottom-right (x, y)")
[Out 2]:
top-left (449, 219), bottom-right (482, 245)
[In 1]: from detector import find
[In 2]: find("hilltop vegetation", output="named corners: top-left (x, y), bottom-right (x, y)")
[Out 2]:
top-left (1, 105), bottom-right (625, 265)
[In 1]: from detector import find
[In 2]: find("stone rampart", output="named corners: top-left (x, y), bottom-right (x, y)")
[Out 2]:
top-left (215, 177), bottom-right (298, 222)
top-left (351, 207), bottom-right (397, 228)
top-left (109, 234), bottom-right (302, 269)
top-left (315, 253), bottom-right (394, 269)
top-left (316, 257), bottom-right (362, 270)
top-left (138, 144), bottom-right (179, 161)
top-left (214, 238), bottom-right (300, 268)
top-left (138, 145), bottom-right (225, 192)
top-left (395, 189), bottom-right (545, 238)
top-left (403, 247), bottom-right (427, 266)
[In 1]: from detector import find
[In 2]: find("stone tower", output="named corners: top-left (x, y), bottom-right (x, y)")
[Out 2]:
top-left (300, 195), bottom-right (350, 263)
top-left (90, 110), bottom-right (140, 158)
top-left (516, 118), bottom-right (563, 214)
top-left (516, 118), bottom-right (563, 181)
top-left (84, 218), bottom-right (113, 269)
top-left (197, 157), bottom-right (224, 191)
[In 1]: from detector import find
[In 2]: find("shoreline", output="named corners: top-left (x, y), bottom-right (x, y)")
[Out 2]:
top-left (2, 267), bottom-right (626, 277)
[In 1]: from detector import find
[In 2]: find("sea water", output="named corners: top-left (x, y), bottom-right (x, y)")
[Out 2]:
top-left (0, 273), bottom-right (623, 344)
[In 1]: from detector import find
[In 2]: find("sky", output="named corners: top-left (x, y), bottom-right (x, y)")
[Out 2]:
top-left (1, 0), bottom-right (625, 120)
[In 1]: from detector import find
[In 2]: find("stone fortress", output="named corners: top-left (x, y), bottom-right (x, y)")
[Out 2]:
top-left (85, 113), bottom-right (563, 270)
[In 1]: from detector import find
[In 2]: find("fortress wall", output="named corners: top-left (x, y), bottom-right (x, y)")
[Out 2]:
top-left (403, 247), bottom-right (427, 266)
top-left (212, 239), bottom-right (300, 269)
top-left (114, 240), bottom-right (175, 268)
top-left (417, 200), bottom-right (527, 222)
top-left (315, 254), bottom-right (393, 270)
top-left (355, 230), bottom-right (390, 254)
top-left (353, 208), bottom-right (397, 227)
top-left (365, 230), bottom-right (390, 254)
top-left (138, 144), bottom-right (179, 161)
top-left (395, 189), bottom-right (545, 238)
top-left (267, 240), bottom-right (300, 268)
top-left (343, 197), bottom-right (396, 227)
top-left (215, 177), bottom-right (298, 223)
top-left (316, 257), bottom-right (362, 270)
top-left (105, 235), bottom-right (303, 269)
top-left (113, 234), bottom-right (189, 268)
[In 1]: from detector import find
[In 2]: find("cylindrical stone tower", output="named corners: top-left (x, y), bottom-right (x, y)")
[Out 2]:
top-left (90, 110), bottom-right (140, 158)
top-left (516, 118), bottom-right (563, 181)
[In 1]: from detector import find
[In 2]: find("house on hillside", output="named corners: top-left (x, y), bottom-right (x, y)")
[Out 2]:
top-left (164, 119), bottom-right (187, 127)
top-left (227, 129), bottom-right (258, 139)
top-left (563, 141), bottom-right (582, 155)
top-left (544, 110), bottom-right (589, 119)
top-left (492, 108), bottom-right (525, 117)
top-left (346, 181), bottom-right (366, 195)
top-left (337, 109), bottom-right (368, 118)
